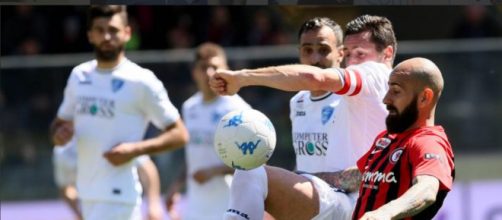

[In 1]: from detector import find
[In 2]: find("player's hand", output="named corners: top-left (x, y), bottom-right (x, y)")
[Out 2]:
top-left (166, 192), bottom-right (182, 220)
top-left (359, 209), bottom-right (392, 220)
top-left (52, 121), bottom-right (74, 146)
top-left (192, 168), bottom-right (216, 184)
top-left (209, 69), bottom-right (243, 95)
top-left (147, 201), bottom-right (163, 220)
top-left (103, 143), bottom-right (137, 166)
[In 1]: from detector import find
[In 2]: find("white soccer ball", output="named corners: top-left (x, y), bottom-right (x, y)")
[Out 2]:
top-left (214, 109), bottom-right (276, 170)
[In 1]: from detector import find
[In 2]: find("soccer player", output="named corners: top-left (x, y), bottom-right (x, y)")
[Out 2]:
top-left (52, 140), bottom-right (163, 220)
top-left (211, 15), bottom-right (396, 220)
top-left (353, 57), bottom-right (455, 220)
top-left (50, 6), bottom-right (189, 220)
top-left (166, 42), bottom-right (251, 220)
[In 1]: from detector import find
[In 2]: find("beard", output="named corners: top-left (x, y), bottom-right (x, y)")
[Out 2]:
top-left (94, 42), bottom-right (124, 62)
top-left (385, 96), bottom-right (418, 134)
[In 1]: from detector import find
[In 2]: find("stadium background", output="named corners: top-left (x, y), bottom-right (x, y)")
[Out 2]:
top-left (1, 5), bottom-right (502, 220)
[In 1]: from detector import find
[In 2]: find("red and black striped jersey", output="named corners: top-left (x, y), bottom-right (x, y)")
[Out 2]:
top-left (353, 126), bottom-right (455, 220)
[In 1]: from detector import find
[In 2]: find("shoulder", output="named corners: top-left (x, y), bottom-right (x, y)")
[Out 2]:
top-left (290, 91), bottom-right (309, 104)
top-left (347, 61), bottom-right (391, 76)
top-left (121, 60), bottom-right (159, 83)
top-left (409, 127), bottom-right (452, 150)
top-left (182, 93), bottom-right (201, 110)
top-left (69, 60), bottom-right (96, 81)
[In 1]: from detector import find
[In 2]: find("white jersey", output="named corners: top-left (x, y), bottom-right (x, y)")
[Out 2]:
top-left (57, 58), bottom-right (180, 204)
top-left (325, 61), bottom-right (390, 171)
top-left (182, 92), bottom-right (250, 220)
top-left (52, 138), bottom-right (150, 187)
top-left (289, 91), bottom-right (341, 173)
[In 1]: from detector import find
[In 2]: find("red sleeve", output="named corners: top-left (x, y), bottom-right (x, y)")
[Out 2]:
top-left (409, 135), bottom-right (454, 191)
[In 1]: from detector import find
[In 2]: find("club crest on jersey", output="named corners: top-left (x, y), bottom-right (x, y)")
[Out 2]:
top-left (111, 78), bottom-right (124, 92)
top-left (321, 106), bottom-right (335, 125)
top-left (376, 137), bottom-right (392, 149)
top-left (389, 148), bottom-right (404, 164)
top-left (212, 112), bottom-right (222, 123)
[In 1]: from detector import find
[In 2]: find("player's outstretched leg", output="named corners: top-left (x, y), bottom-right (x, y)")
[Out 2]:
top-left (264, 166), bottom-right (319, 220)
top-left (224, 165), bottom-right (319, 220)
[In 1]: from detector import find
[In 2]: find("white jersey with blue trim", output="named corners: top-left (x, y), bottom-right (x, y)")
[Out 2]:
top-left (182, 92), bottom-right (250, 220)
top-left (57, 58), bottom-right (180, 204)
top-left (290, 91), bottom-right (341, 173)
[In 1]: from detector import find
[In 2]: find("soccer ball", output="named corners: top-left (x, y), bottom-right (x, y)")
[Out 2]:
top-left (214, 109), bottom-right (276, 170)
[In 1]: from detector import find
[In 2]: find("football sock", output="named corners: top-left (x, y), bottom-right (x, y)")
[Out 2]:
top-left (224, 166), bottom-right (268, 220)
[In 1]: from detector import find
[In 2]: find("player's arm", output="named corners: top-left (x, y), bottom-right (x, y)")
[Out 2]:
top-left (104, 119), bottom-right (189, 165)
top-left (210, 64), bottom-right (343, 95)
top-left (312, 166), bottom-right (361, 193)
top-left (359, 175), bottom-right (440, 220)
top-left (193, 165), bottom-right (234, 184)
top-left (137, 158), bottom-right (163, 220)
top-left (50, 118), bottom-right (74, 146)
top-left (59, 185), bottom-right (82, 220)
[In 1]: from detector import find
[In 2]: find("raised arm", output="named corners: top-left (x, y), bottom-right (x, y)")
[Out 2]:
top-left (210, 64), bottom-right (343, 95)
top-left (359, 175), bottom-right (440, 220)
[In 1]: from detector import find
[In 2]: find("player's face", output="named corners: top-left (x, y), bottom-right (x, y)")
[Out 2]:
top-left (87, 14), bottom-right (130, 62)
top-left (193, 56), bottom-right (227, 95)
top-left (383, 73), bottom-right (419, 133)
top-left (299, 26), bottom-right (343, 68)
top-left (343, 30), bottom-right (386, 66)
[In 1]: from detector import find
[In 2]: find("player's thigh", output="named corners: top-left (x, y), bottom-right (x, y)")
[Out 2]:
top-left (264, 166), bottom-right (319, 220)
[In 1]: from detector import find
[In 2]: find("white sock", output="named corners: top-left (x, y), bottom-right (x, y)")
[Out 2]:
top-left (224, 166), bottom-right (268, 220)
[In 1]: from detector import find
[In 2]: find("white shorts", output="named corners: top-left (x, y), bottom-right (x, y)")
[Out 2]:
top-left (81, 200), bottom-right (141, 220)
top-left (301, 174), bottom-right (354, 220)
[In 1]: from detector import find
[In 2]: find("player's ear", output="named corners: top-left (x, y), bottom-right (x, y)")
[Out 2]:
top-left (337, 45), bottom-right (344, 64)
top-left (383, 45), bottom-right (394, 63)
top-left (418, 88), bottom-right (434, 108)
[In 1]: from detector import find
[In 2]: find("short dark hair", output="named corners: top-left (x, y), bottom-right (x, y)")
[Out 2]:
top-left (194, 42), bottom-right (227, 63)
top-left (345, 15), bottom-right (397, 58)
top-left (298, 17), bottom-right (343, 47)
top-left (87, 5), bottom-right (128, 30)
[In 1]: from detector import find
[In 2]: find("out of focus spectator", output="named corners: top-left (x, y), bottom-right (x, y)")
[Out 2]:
top-left (2, 6), bottom-right (48, 55)
top-left (205, 6), bottom-right (234, 46)
top-left (248, 9), bottom-right (281, 45)
top-left (452, 6), bottom-right (502, 38)
top-left (167, 14), bottom-right (195, 48)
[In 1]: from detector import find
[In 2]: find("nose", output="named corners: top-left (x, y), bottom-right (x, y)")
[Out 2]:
top-left (382, 91), bottom-right (391, 105)
top-left (310, 52), bottom-right (321, 64)
top-left (104, 32), bottom-right (112, 40)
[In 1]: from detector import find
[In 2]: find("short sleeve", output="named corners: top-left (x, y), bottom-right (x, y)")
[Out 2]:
top-left (141, 73), bottom-right (180, 129)
top-left (57, 72), bottom-right (78, 120)
top-left (409, 136), bottom-right (454, 191)
top-left (134, 155), bottom-right (151, 166)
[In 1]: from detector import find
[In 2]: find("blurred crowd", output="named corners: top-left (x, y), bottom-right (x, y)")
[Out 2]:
top-left (1, 6), bottom-right (293, 56)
